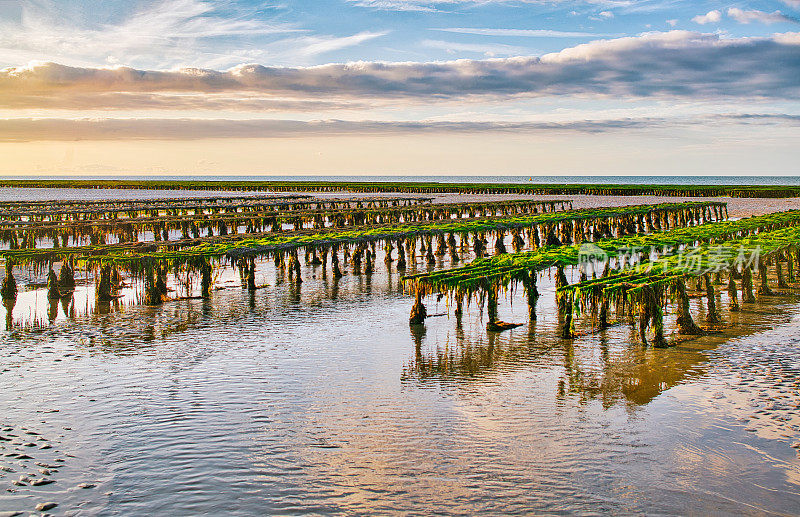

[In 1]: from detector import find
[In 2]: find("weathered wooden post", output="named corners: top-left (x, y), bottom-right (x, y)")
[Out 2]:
top-left (704, 274), bottom-right (720, 324)
top-left (396, 241), bottom-right (407, 271)
top-left (741, 267), bottom-right (756, 303)
top-left (1, 260), bottom-right (17, 301)
top-left (288, 251), bottom-right (302, 284)
top-left (555, 265), bottom-right (569, 312)
top-left (473, 233), bottom-right (485, 258)
top-left (777, 257), bottom-right (788, 289)
top-left (364, 249), bottom-right (374, 275)
top-left (674, 277), bottom-right (705, 335)
top-left (425, 236), bottom-right (435, 265)
top-left (727, 275), bottom-right (739, 312)
top-left (47, 267), bottom-right (60, 300)
top-left (511, 230), bottom-right (524, 253)
top-left (200, 258), bottom-right (213, 298)
top-left (156, 265), bottom-right (168, 298)
top-left (448, 234), bottom-right (458, 263)
top-left (143, 263), bottom-right (162, 305)
top-left (331, 247), bottom-right (343, 278)
top-left (494, 231), bottom-right (507, 255)
top-left (757, 261), bottom-right (773, 296)
top-left (409, 289), bottom-right (427, 325)
top-left (435, 233), bottom-right (446, 256)
top-left (384, 241), bottom-right (394, 266)
top-left (486, 284), bottom-right (498, 323)
top-left (247, 257), bottom-right (256, 291)
top-left (522, 269), bottom-right (539, 321)
top-left (58, 257), bottom-right (76, 292)
top-left (560, 295), bottom-right (575, 339)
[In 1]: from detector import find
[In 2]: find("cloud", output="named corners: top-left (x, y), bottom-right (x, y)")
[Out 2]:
top-left (2, 31), bottom-right (799, 112)
top-left (598, 11), bottom-right (615, 18)
top-left (0, 0), bottom-right (301, 68)
top-left (0, 117), bottom-right (643, 141)
top-left (2, 113), bottom-right (797, 142)
top-left (691, 10), bottom-right (722, 25)
top-left (421, 39), bottom-right (527, 56)
top-left (348, 0), bottom-right (634, 12)
top-left (783, 1), bottom-right (800, 9)
top-left (727, 8), bottom-right (798, 25)
top-left (0, 0), bottom-right (386, 69)
top-left (666, 19), bottom-right (678, 27)
top-left (431, 28), bottom-right (612, 38)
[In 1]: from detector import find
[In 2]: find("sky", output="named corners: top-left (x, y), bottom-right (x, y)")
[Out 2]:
top-left (0, 0), bottom-right (798, 176)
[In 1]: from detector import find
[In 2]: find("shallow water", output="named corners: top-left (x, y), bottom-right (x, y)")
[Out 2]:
top-left (1, 254), bottom-right (799, 516)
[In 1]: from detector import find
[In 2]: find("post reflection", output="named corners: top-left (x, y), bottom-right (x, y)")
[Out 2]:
top-left (402, 322), bottom-right (712, 408)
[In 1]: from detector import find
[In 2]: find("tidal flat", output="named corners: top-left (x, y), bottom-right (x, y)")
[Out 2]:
top-left (1, 188), bottom-right (799, 515)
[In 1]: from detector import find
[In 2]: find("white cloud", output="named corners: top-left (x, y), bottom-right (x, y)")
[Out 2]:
top-left (2, 31), bottom-right (799, 111)
top-left (727, 8), bottom-right (797, 25)
top-left (782, 1), bottom-right (800, 9)
top-left (666, 19), bottom-right (678, 27)
top-left (0, 0), bottom-right (302, 68)
top-left (422, 39), bottom-right (527, 56)
top-left (692, 10), bottom-right (722, 25)
top-left (431, 28), bottom-right (612, 38)
top-left (2, 114), bottom-right (797, 142)
top-left (599, 11), bottom-right (615, 18)
top-left (349, 0), bottom-right (633, 12)
top-left (0, 0), bottom-right (388, 69)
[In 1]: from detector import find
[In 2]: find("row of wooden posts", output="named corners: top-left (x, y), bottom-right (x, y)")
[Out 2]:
top-left (0, 200), bottom-right (568, 250)
top-left (0, 203), bottom-right (723, 310)
top-left (409, 252), bottom-right (797, 348)
top-left (0, 196), bottom-right (431, 222)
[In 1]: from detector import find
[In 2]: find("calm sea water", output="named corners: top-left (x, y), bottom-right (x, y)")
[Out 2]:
top-left (0, 184), bottom-right (799, 515)
top-left (2, 174), bottom-right (800, 186)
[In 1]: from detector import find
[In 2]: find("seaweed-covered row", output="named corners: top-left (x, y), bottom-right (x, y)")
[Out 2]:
top-left (559, 225), bottom-right (800, 345)
top-left (0, 199), bottom-right (569, 250)
top-left (0, 202), bottom-right (724, 309)
top-left (0, 195), bottom-right (432, 222)
top-left (402, 209), bottom-right (800, 341)
top-left (1, 179), bottom-right (799, 198)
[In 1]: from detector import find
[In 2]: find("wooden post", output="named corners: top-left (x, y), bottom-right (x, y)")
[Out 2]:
top-left (560, 297), bottom-right (575, 339)
top-left (487, 285), bottom-right (498, 323)
top-left (494, 232), bottom-right (507, 255)
top-left (384, 241), bottom-right (394, 265)
top-left (396, 242), bottom-right (406, 271)
top-left (454, 291), bottom-right (464, 320)
top-left (1, 260), bottom-right (17, 301)
top-left (58, 257), bottom-right (76, 292)
top-left (742, 267), bottom-right (755, 303)
top-left (201, 259), bottom-right (213, 298)
top-left (555, 265), bottom-right (568, 312)
top-left (156, 265), bottom-right (168, 298)
top-left (364, 249), bottom-right (374, 275)
top-left (757, 262), bottom-right (773, 295)
top-left (777, 257), bottom-right (789, 289)
top-left (425, 237), bottom-right (435, 265)
top-left (727, 275), bottom-right (739, 312)
top-left (47, 267), bottom-right (60, 300)
top-left (523, 270), bottom-right (539, 321)
top-left (598, 297), bottom-right (609, 330)
top-left (674, 278), bottom-right (705, 335)
top-left (705, 274), bottom-right (720, 324)
top-left (409, 289), bottom-right (427, 325)
top-left (247, 257), bottom-right (256, 291)
top-left (331, 247), bottom-right (343, 278)
top-left (143, 263), bottom-right (162, 305)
